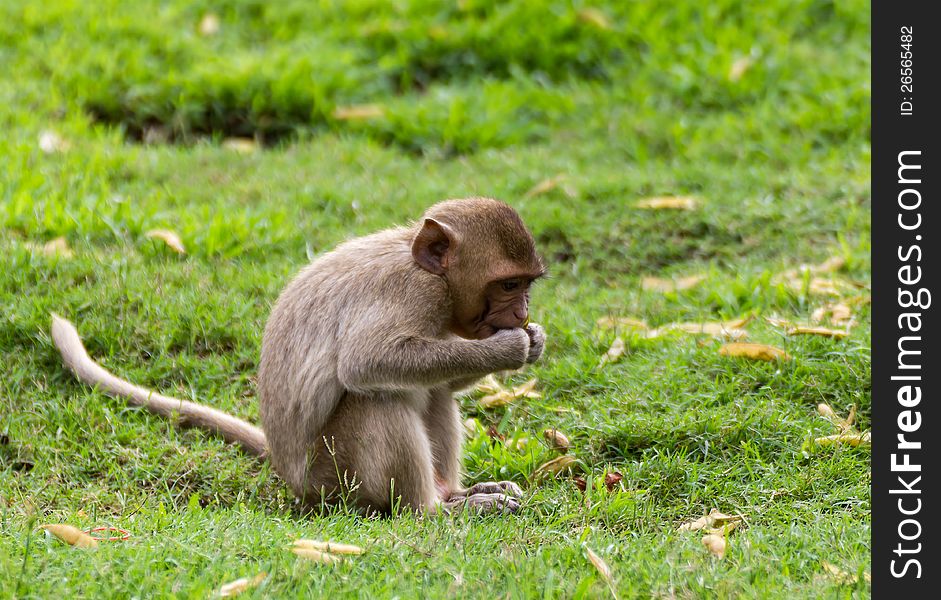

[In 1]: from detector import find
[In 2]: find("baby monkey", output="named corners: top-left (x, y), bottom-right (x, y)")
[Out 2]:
top-left (53, 197), bottom-right (546, 515)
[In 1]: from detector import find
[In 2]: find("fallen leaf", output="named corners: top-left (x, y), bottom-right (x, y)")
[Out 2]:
top-left (291, 547), bottom-right (342, 564)
top-left (198, 13), bottom-right (220, 36)
top-left (728, 56), bottom-right (753, 81)
top-left (463, 418), bottom-right (479, 436)
top-left (524, 175), bottom-right (576, 198)
top-left (38, 130), bottom-right (70, 153)
top-left (332, 104), bottom-right (385, 121)
top-left (821, 561), bottom-right (871, 585)
top-left (595, 316), bottom-right (648, 331)
top-left (701, 534), bottom-right (726, 558)
top-left (41, 524), bottom-right (97, 548)
top-left (474, 374), bottom-right (504, 395)
top-left (533, 455), bottom-right (577, 479)
top-left (641, 275), bottom-right (705, 293)
top-left (599, 337), bottom-right (625, 365)
top-left (219, 572), bottom-right (266, 597)
top-left (661, 318), bottom-right (750, 340)
top-left (479, 378), bottom-right (539, 408)
top-left (814, 432), bottom-right (871, 447)
top-left (222, 137), bottom-right (258, 153)
top-left (486, 425), bottom-right (505, 442)
top-left (817, 403), bottom-right (838, 421)
top-left (543, 429), bottom-right (571, 452)
top-left (577, 8), bottom-right (612, 30)
top-left (145, 229), bottom-right (186, 254)
top-left (787, 326), bottom-right (848, 339)
top-left (512, 379), bottom-right (540, 398)
top-left (604, 472), bottom-right (623, 491)
top-left (812, 303), bottom-right (853, 326)
top-left (25, 237), bottom-right (73, 258)
top-left (719, 342), bottom-right (791, 361)
top-left (573, 476), bottom-right (588, 492)
top-left (292, 539), bottom-right (363, 555)
top-left (677, 509), bottom-right (745, 532)
top-left (705, 521), bottom-right (739, 536)
top-left (585, 547), bottom-right (618, 599)
top-left (634, 196), bottom-right (699, 210)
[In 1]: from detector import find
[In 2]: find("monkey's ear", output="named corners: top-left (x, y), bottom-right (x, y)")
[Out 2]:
top-left (412, 218), bottom-right (455, 275)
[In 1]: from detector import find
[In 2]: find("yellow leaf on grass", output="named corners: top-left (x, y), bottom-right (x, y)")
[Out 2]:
top-left (145, 229), bottom-right (186, 254)
top-left (198, 13), bottom-right (220, 36)
top-left (479, 379), bottom-right (540, 408)
top-left (474, 374), bottom-right (504, 395)
top-left (664, 319), bottom-right (750, 339)
top-left (219, 573), bottom-right (266, 597)
top-left (585, 547), bottom-right (618, 599)
top-left (524, 175), bottom-right (576, 198)
top-left (701, 534), bottom-right (726, 558)
top-left (821, 561), bottom-right (871, 585)
top-left (677, 508), bottom-right (745, 532)
top-left (512, 378), bottom-right (540, 398)
top-left (595, 316), bottom-right (648, 331)
top-left (599, 337), bottom-right (625, 365)
top-left (728, 56), bottom-right (753, 82)
top-left (787, 326), bottom-right (848, 339)
top-left (635, 196), bottom-right (699, 210)
top-left (642, 275), bottom-right (705, 293)
top-left (812, 303), bottom-right (853, 325)
top-left (291, 547), bottom-right (342, 564)
top-left (292, 539), bottom-right (364, 555)
top-left (543, 428), bottom-right (571, 452)
top-left (41, 524), bottom-right (97, 548)
top-left (719, 342), bottom-right (791, 361)
top-left (814, 432), bottom-right (871, 447)
top-left (577, 8), bottom-right (612, 31)
top-left (222, 137), bottom-right (258, 153)
top-left (25, 237), bottom-right (74, 258)
top-left (534, 454), bottom-right (577, 479)
top-left (332, 104), bottom-right (385, 121)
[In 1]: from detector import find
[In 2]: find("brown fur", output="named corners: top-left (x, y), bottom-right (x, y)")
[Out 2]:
top-left (52, 198), bottom-right (545, 515)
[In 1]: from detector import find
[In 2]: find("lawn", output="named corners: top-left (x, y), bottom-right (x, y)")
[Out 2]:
top-left (0, 0), bottom-right (871, 597)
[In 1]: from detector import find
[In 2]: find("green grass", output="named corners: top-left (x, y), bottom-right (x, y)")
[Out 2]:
top-left (1, 0), bottom-right (871, 597)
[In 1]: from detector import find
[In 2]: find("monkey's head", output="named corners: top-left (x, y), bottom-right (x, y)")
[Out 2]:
top-left (411, 198), bottom-right (546, 339)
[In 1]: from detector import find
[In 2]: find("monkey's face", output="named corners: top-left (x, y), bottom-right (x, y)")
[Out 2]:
top-left (450, 271), bottom-right (538, 339)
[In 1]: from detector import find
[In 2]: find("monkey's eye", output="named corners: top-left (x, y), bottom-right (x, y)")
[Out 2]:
top-left (501, 280), bottom-right (521, 292)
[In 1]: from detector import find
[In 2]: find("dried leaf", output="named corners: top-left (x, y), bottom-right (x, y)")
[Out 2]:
top-left (677, 509), bottom-right (745, 532)
top-left (219, 573), bottom-right (266, 597)
top-left (25, 237), bottom-right (73, 258)
top-left (821, 561), bottom-right (870, 585)
top-left (728, 56), bottom-right (753, 81)
top-left (41, 524), bottom-right (97, 548)
top-left (812, 303), bottom-right (853, 325)
top-left (599, 337), bottom-right (625, 366)
top-left (595, 316), bottom-right (648, 331)
top-left (719, 342), bottom-right (791, 361)
top-left (604, 471), bottom-right (623, 491)
top-left (478, 390), bottom-right (515, 408)
top-left (222, 137), bottom-right (258, 153)
top-left (463, 418), bottom-right (479, 436)
top-left (641, 275), bottom-right (705, 293)
top-left (701, 534), bottom-right (726, 558)
top-left (198, 13), bottom-right (220, 36)
top-left (577, 8), bottom-right (612, 30)
top-left (787, 326), bottom-right (848, 339)
top-left (705, 521), bottom-right (739, 536)
top-left (292, 539), bottom-right (364, 555)
top-left (573, 476), bottom-right (588, 492)
top-left (663, 319), bottom-right (750, 340)
top-left (585, 547), bottom-right (618, 598)
top-left (543, 429), bottom-right (571, 452)
top-left (145, 229), bottom-right (186, 254)
top-left (814, 432), bottom-right (871, 447)
top-left (332, 104), bottom-right (385, 121)
top-left (474, 374), bottom-right (504, 395)
top-left (534, 455), bottom-right (577, 479)
top-left (634, 196), bottom-right (699, 210)
top-left (291, 547), bottom-right (342, 564)
top-left (512, 378), bottom-right (541, 398)
top-left (524, 175), bottom-right (575, 198)
top-left (817, 403), bottom-right (838, 420)
top-left (39, 130), bottom-right (70, 153)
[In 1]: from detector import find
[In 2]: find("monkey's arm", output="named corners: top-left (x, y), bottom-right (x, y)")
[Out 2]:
top-left (50, 314), bottom-right (268, 457)
top-left (337, 328), bottom-right (529, 393)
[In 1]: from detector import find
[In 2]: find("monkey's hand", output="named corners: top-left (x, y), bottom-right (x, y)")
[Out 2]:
top-left (461, 481), bottom-right (524, 499)
top-left (487, 327), bottom-right (531, 370)
top-left (524, 323), bottom-right (545, 364)
top-left (442, 492), bottom-right (521, 514)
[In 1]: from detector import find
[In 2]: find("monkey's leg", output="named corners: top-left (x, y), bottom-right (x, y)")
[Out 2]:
top-left (307, 393), bottom-right (439, 514)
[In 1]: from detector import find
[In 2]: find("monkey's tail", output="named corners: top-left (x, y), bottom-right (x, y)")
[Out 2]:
top-left (50, 314), bottom-right (268, 458)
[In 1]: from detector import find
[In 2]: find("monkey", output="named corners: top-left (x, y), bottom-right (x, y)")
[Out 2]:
top-left (52, 197), bottom-right (547, 516)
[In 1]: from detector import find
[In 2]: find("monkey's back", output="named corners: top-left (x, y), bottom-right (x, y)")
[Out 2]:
top-left (257, 226), bottom-right (447, 495)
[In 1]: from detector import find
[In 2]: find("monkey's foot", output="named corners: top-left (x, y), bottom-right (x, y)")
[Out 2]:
top-left (461, 480), bottom-right (524, 499)
top-left (442, 492), bottom-right (521, 514)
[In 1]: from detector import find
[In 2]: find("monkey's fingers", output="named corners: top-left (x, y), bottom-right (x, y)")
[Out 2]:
top-left (524, 323), bottom-right (546, 364)
top-left (465, 481), bottom-right (524, 499)
top-left (443, 493), bottom-right (521, 515)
